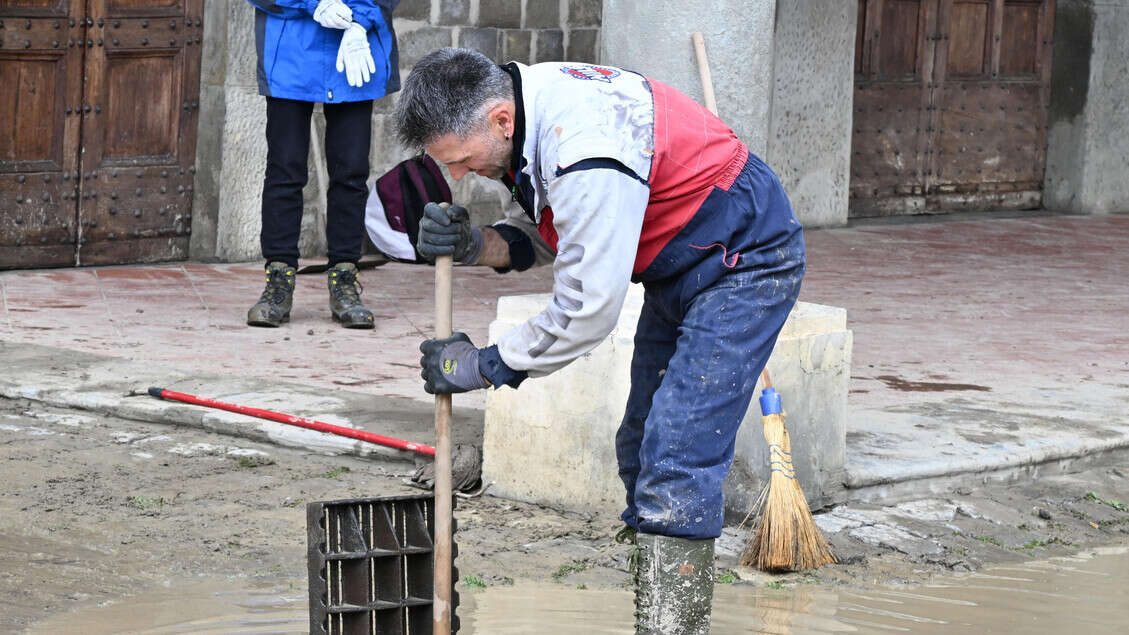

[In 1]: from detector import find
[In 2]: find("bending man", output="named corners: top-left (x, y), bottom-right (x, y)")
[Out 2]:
top-left (394, 48), bottom-right (805, 634)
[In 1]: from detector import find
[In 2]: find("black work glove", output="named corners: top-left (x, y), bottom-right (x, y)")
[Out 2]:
top-left (420, 332), bottom-right (491, 394)
top-left (416, 203), bottom-right (483, 264)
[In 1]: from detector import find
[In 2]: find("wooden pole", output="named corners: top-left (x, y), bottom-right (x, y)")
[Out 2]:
top-left (692, 32), bottom-right (718, 116)
top-left (432, 246), bottom-right (454, 634)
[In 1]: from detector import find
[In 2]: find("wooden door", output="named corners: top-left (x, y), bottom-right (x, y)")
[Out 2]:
top-left (0, 0), bottom-right (202, 269)
top-left (76, 0), bottom-right (202, 265)
top-left (851, 0), bottom-right (1055, 217)
top-left (0, 0), bottom-right (86, 267)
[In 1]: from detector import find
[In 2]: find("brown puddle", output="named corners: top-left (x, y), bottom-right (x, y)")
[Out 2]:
top-left (32, 544), bottom-right (1129, 633)
top-left (874, 375), bottom-right (992, 392)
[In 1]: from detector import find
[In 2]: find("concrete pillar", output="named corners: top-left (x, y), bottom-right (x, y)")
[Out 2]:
top-left (600, 0), bottom-right (777, 157)
top-left (601, 0), bottom-right (854, 228)
top-left (482, 286), bottom-right (851, 517)
top-left (1044, 0), bottom-right (1129, 215)
top-left (767, 1), bottom-right (856, 228)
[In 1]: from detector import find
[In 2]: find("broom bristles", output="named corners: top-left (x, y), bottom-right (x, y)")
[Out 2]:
top-left (740, 413), bottom-right (836, 571)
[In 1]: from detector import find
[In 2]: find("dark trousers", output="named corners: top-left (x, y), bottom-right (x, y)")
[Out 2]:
top-left (260, 97), bottom-right (373, 268)
top-left (614, 154), bottom-right (806, 540)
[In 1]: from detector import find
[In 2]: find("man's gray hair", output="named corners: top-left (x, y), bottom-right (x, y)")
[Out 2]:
top-left (395, 48), bottom-right (514, 151)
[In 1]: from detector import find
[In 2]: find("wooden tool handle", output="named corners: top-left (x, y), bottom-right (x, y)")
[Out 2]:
top-left (433, 204), bottom-right (454, 634)
top-left (692, 32), bottom-right (719, 116)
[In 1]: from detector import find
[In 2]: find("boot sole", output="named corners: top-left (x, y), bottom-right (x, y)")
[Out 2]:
top-left (332, 313), bottom-right (375, 329)
top-left (247, 314), bottom-right (290, 328)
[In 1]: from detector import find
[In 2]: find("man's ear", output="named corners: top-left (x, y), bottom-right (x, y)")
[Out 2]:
top-left (486, 101), bottom-right (516, 138)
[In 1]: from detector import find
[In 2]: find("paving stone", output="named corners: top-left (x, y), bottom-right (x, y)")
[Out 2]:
top-left (891, 499), bottom-right (958, 522)
top-left (849, 524), bottom-right (943, 557)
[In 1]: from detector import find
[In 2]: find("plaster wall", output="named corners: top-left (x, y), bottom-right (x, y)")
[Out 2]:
top-left (1045, 0), bottom-right (1129, 214)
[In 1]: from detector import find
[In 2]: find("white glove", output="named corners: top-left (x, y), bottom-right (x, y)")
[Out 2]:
top-left (313, 0), bottom-right (352, 30)
top-left (336, 23), bottom-right (376, 87)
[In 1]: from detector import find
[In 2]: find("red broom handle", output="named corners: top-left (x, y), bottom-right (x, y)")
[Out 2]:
top-left (147, 387), bottom-right (435, 456)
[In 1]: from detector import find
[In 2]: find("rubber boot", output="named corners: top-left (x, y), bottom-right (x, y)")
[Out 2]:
top-left (633, 533), bottom-right (715, 635)
top-left (328, 262), bottom-right (374, 329)
top-left (246, 261), bottom-right (295, 327)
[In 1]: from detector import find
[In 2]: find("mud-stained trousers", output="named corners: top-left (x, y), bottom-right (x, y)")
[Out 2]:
top-left (615, 155), bottom-right (806, 541)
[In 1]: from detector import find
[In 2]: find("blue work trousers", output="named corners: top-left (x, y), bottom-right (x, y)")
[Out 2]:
top-left (616, 235), bottom-right (804, 540)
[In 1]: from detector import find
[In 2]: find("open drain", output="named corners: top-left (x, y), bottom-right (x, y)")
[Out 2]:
top-left (307, 494), bottom-right (458, 634)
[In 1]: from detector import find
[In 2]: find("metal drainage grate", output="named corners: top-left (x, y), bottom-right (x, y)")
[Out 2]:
top-left (307, 494), bottom-right (458, 634)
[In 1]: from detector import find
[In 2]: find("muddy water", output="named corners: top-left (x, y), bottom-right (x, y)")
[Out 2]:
top-left (33, 545), bottom-right (1129, 633)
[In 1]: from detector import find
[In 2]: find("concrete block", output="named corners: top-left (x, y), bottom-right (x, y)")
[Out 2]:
top-left (482, 287), bottom-right (851, 519)
top-left (534, 29), bottom-right (564, 63)
top-left (397, 26), bottom-right (454, 68)
top-left (396, 0), bottom-right (431, 22)
top-left (438, 0), bottom-right (469, 26)
top-left (503, 29), bottom-right (533, 64)
top-left (568, 0), bottom-right (602, 27)
top-left (525, 0), bottom-right (560, 29)
top-left (566, 28), bottom-right (598, 63)
top-left (478, 0), bottom-right (521, 28)
top-left (458, 27), bottom-right (501, 61)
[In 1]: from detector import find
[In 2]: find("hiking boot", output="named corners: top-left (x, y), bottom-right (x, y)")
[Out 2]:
top-left (246, 261), bottom-right (295, 327)
top-left (633, 533), bottom-right (715, 634)
top-left (328, 262), bottom-right (374, 329)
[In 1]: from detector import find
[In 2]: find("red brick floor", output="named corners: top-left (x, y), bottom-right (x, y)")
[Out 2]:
top-left (1, 213), bottom-right (1126, 416)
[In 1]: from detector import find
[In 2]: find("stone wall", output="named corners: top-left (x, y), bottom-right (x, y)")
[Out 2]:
top-left (191, 0), bottom-right (604, 262)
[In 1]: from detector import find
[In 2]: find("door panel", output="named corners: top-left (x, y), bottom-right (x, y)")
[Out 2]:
top-left (0, 0), bottom-right (84, 268)
top-left (850, 0), bottom-right (938, 215)
top-left (946, 1), bottom-right (989, 76)
top-left (1000, 1), bottom-right (1041, 76)
top-left (102, 51), bottom-right (180, 161)
top-left (0, 0), bottom-right (201, 269)
top-left (927, 0), bottom-right (1053, 210)
top-left (851, 0), bottom-right (1055, 216)
top-left (76, 0), bottom-right (202, 266)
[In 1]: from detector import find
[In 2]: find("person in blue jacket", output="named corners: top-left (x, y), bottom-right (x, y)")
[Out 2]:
top-left (244, 0), bottom-right (400, 329)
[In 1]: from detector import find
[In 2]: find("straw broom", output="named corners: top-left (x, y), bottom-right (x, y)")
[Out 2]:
top-left (739, 370), bottom-right (836, 571)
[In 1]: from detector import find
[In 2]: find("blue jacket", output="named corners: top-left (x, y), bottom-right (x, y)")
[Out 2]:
top-left (247, 0), bottom-right (399, 103)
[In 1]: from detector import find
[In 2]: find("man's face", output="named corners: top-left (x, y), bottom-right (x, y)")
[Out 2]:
top-left (427, 127), bottom-right (511, 181)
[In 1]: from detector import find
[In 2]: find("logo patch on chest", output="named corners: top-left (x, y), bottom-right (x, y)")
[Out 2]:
top-left (559, 65), bottom-right (621, 83)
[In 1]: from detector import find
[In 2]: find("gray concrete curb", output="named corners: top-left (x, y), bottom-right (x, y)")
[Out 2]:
top-left (0, 341), bottom-right (481, 464)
